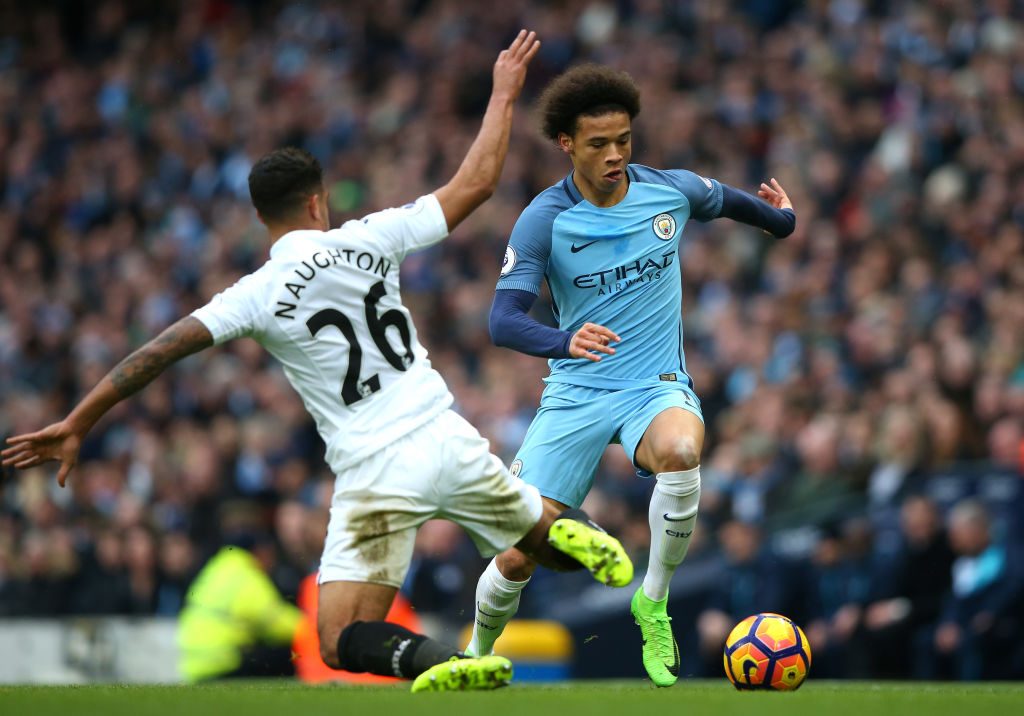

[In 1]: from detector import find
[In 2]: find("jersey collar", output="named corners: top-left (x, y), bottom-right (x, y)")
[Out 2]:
top-left (561, 173), bottom-right (584, 204)
top-left (269, 229), bottom-right (312, 259)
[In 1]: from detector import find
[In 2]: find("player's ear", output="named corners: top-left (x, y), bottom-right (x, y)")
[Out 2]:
top-left (558, 132), bottom-right (573, 155)
top-left (307, 192), bottom-right (322, 221)
top-left (318, 190), bottom-right (331, 229)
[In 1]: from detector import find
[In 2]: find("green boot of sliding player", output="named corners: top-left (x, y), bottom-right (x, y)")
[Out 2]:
top-left (410, 655), bottom-right (513, 693)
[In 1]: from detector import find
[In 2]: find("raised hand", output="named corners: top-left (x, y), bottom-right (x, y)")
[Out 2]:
top-left (492, 30), bottom-right (541, 103)
top-left (2, 420), bottom-right (82, 487)
top-left (758, 178), bottom-right (793, 211)
top-left (570, 322), bottom-right (620, 362)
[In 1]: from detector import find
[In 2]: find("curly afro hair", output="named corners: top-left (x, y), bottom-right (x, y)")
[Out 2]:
top-left (537, 64), bottom-right (641, 140)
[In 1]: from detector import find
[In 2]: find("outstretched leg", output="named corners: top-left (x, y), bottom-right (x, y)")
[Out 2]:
top-left (467, 498), bottom-right (563, 658)
top-left (468, 497), bottom-right (633, 657)
top-left (467, 550), bottom-right (537, 658)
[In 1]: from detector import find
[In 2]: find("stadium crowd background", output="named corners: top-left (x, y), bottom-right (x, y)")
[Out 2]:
top-left (1, 0), bottom-right (1022, 681)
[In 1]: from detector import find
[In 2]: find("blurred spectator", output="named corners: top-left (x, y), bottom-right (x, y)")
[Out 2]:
top-left (71, 528), bottom-right (133, 615)
top-left (123, 525), bottom-right (159, 614)
top-left (155, 531), bottom-right (197, 616)
top-left (801, 519), bottom-right (875, 678)
top-left (867, 407), bottom-right (929, 511)
top-left (926, 500), bottom-right (1024, 680)
top-left (269, 500), bottom-right (315, 601)
top-left (768, 416), bottom-right (862, 529)
top-left (177, 500), bottom-right (302, 681)
top-left (4, 529), bottom-right (77, 616)
top-left (405, 519), bottom-right (484, 629)
top-left (862, 496), bottom-right (954, 679)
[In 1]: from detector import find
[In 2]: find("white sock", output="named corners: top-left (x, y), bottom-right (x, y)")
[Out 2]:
top-left (642, 466), bottom-right (701, 602)
top-left (466, 558), bottom-right (529, 657)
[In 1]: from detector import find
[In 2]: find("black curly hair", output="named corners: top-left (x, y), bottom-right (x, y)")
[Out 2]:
top-left (248, 147), bottom-right (324, 222)
top-left (537, 64), bottom-right (641, 140)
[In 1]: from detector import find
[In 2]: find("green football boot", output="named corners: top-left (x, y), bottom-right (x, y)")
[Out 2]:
top-left (410, 655), bottom-right (513, 693)
top-left (631, 587), bottom-right (680, 687)
top-left (547, 517), bottom-right (634, 587)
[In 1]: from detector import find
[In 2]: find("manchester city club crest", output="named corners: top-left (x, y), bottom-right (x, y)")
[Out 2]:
top-left (509, 459), bottom-right (523, 478)
top-left (653, 213), bottom-right (676, 240)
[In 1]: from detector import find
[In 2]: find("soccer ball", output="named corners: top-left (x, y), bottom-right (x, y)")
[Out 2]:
top-left (723, 613), bottom-right (811, 691)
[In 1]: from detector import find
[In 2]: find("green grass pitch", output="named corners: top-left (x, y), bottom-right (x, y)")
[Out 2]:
top-left (2, 680), bottom-right (1022, 716)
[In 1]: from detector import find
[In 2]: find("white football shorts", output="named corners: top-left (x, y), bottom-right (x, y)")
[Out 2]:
top-left (318, 409), bottom-right (543, 587)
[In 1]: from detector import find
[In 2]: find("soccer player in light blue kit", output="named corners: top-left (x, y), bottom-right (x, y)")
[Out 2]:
top-left (466, 65), bottom-right (796, 685)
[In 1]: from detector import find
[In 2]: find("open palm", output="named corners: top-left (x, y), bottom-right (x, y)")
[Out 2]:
top-left (2, 421), bottom-right (82, 486)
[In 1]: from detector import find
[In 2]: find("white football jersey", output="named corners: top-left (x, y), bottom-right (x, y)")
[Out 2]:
top-left (191, 194), bottom-right (454, 474)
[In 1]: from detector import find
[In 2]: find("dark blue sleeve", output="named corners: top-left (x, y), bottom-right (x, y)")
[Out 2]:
top-left (720, 184), bottom-right (796, 238)
top-left (489, 289), bottom-right (572, 359)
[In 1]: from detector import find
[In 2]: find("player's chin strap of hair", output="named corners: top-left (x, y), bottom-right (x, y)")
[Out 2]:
top-left (655, 467), bottom-right (701, 502)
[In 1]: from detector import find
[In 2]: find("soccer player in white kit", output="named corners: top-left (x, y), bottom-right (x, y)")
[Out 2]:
top-left (2, 31), bottom-right (633, 692)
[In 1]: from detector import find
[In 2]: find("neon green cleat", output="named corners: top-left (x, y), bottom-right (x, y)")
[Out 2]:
top-left (631, 587), bottom-right (680, 687)
top-left (547, 518), bottom-right (634, 587)
top-left (410, 655), bottom-right (513, 693)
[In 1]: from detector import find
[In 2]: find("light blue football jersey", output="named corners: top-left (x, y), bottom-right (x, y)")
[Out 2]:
top-left (496, 164), bottom-right (723, 390)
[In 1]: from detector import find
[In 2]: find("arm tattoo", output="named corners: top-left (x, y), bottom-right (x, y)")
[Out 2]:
top-left (110, 317), bottom-right (213, 398)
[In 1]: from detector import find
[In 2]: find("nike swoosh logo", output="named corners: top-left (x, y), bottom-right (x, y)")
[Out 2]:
top-left (476, 601), bottom-right (509, 619)
top-left (570, 241), bottom-right (598, 253)
top-left (663, 513), bottom-right (690, 522)
top-left (668, 641), bottom-right (681, 676)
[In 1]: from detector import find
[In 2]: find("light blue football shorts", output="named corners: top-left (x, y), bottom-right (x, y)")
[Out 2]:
top-left (509, 378), bottom-right (704, 509)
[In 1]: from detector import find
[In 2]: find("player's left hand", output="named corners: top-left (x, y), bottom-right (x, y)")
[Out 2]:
top-left (569, 322), bottom-right (620, 362)
top-left (2, 420), bottom-right (82, 487)
top-left (492, 29), bottom-right (542, 103)
top-left (758, 178), bottom-right (792, 211)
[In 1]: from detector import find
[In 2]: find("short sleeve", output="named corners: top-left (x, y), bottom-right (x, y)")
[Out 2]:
top-left (354, 194), bottom-right (449, 261)
top-left (495, 205), bottom-right (555, 295)
top-left (662, 169), bottom-right (724, 221)
top-left (191, 272), bottom-right (263, 345)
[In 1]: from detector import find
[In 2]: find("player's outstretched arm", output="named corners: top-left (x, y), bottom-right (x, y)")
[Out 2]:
top-left (2, 316), bottom-right (213, 486)
top-left (719, 178), bottom-right (795, 238)
top-left (433, 30), bottom-right (540, 232)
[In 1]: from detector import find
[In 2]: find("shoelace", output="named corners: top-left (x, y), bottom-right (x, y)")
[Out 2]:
top-left (641, 614), bottom-right (676, 656)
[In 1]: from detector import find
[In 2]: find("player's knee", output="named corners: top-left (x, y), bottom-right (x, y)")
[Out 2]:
top-left (319, 626), bottom-right (341, 668)
top-left (318, 619), bottom-right (353, 669)
top-left (497, 548), bottom-right (538, 581)
top-left (654, 435), bottom-right (701, 472)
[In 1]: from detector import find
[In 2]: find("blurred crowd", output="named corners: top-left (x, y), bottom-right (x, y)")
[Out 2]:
top-left (1, 0), bottom-right (1022, 680)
